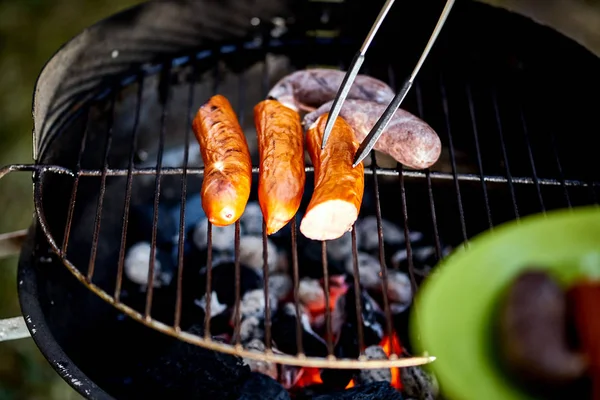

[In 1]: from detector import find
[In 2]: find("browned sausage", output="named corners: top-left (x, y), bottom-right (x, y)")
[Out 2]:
top-left (268, 69), bottom-right (394, 113)
top-left (254, 99), bottom-right (306, 235)
top-left (304, 99), bottom-right (442, 170)
top-left (299, 113), bottom-right (365, 241)
top-left (192, 95), bottom-right (252, 226)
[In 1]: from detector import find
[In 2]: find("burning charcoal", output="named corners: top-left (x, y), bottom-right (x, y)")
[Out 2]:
top-left (271, 303), bottom-right (328, 357)
top-left (239, 235), bottom-right (286, 274)
top-left (346, 252), bottom-right (382, 290)
top-left (192, 218), bottom-right (236, 253)
top-left (236, 289), bottom-right (278, 320)
top-left (199, 261), bottom-right (263, 307)
top-left (311, 381), bottom-right (404, 400)
top-left (240, 316), bottom-right (264, 345)
top-left (333, 285), bottom-right (385, 347)
top-left (387, 270), bottom-right (413, 313)
top-left (320, 321), bottom-right (359, 389)
top-left (327, 231), bottom-right (352, 262)
top-left (401, 366), bottom-right (439, 400)
top-left (356, 216), bottom-right (408, 252)
top-left (239, 371), bottom-right (291, 400)
top-left (276, 351), bottom-right (303, 389)
top-left (194, 291), bottom-right (227, 318)
top-left (299, 277), bottom-right (326, 314)
top-left (240, 202), bottom-right (264, 236)
top-left (268, 273), bottom-right (293, 301)
top-left (357, 345), bottom-right (392, 385)
top-left (243, 339), bottom-right (278, 380)
top-left (124, 242), bottom-right (173, 288)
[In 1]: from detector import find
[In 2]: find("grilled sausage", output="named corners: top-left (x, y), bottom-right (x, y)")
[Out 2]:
top-left (268, 69), bottom-right (394, 113)
top-left (254, 99), bottom-right (306, 235)
top-left (304, 99), bottom-right (442, 170)
top-left (192, 95), bottom-right (252, 226)
top-left (300, 113), bottom-right (365, 241)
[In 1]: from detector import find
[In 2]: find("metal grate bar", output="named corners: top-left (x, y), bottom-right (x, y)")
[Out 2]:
top-left (262, 224), bottom-right (273, 351)
top-left (174, 61), bottom-right (196, 330)
top-left (491, 88), bottom-right (519, 220)
top-left (370, 152), bottom-right (395, 355)
top-left (115, 74), bottom-right (145, 301)
top-left (549, 128), bottom-right (572, 208)
top-left (321, 241), bottom-right (334, 357)
top-left (87, 91), bottom-right (117, 282)
top-left (203, 222), bottom-right (214, 339)
top-left (350, 227), bottom-right (366, 357)
top-left (145, 63), bottom-right (171, 319)
top-left (233, 221), bottom-right (242, 346)
top-left (518, 103), bottom-right (545, 213)
top-left (290, 217), bottom-right (304, 357)
top-left (466, 83), bottom-right (494, 228)
top-left (414, 82), bottom-right (443, 260)
top-left (439, 74), bottom-right (468, 245)
top-left (398, 164), bottom-right (418, 293)
top-left (60, 110), bottom-right (90, 256)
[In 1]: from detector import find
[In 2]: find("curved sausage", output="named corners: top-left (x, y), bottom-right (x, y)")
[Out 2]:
top-left (254, 99), bottom-right (306, 235)
top-left (192, 95), bottom-right (252, 226)
top-left (268, 69), bottom-right (394, 113)
top-left (303, 99), bottom-right (441, 170)
top-left (299, 113), bottom-right (365, 241)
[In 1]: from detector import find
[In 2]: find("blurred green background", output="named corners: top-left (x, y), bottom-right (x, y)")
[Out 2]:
top-left (0, 2), bottom-right (143, 399)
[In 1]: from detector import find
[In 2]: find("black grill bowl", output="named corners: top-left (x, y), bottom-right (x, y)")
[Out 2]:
top-left (14, 0), bottom-right (600, 399)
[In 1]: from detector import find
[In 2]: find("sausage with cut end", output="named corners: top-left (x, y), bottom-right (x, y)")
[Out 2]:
top-left (300, 113), bottom-right (365, 241)
top-left (192, 94), bottom-right (252, 226)
top-left (268, 69), bottom-right (394, 113)
top-left (254, 99), bottom-right (306, 235)
top-left (304, 99), bottom-right (442, 170)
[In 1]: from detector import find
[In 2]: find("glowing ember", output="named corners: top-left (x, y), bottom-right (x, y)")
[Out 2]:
top-left (380, 334), bottom-right (403, 390)
top-left (296, 367), bottom-right (323, 387)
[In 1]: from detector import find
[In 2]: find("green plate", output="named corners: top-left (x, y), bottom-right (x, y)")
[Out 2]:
top-left (411, 206), bottom-right (600, 400)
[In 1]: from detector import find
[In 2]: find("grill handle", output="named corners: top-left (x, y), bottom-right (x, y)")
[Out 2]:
top-left (0, 164), bottom-right (36, 342)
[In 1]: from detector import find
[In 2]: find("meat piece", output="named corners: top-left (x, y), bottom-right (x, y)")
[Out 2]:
top-left (300, 114), bottom-right (365, 241)
top-left (498, 270), bottom-right (588, 390)
top-left (254, 99), bottom-right (306, 235)
top-left (193, 95), bottom-right (252, 226)
top-left (304, 99), bottom-right (442, 170)
top-left (267, 68), bottom-right (394, 113)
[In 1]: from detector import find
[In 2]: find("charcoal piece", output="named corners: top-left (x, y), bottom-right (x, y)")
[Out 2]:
top-left (198, 262), bottom-right (263, 307)
top-left (401, 366), bottom-right (439, 400)
top-left (297, 234), bottom-right (346, 279)
top-left (312, 381), bottom-right (404, 400)
top-left (236, 289), bottom-right (278, 320)
top-left (239, 234), bottom-right (284, 275)
top-left (243, 339), bottom-right (278, 380)
top-left (391, 241), bottom-right (452, 280)
top-left (320, 321), bottom-right (359, 389)
top-left (357, 345), bottom-right (392, 385)
top-left (129, 202), bottom-right (177, 246)
top-left (124, 242), bottom-right (174, 288)
top-left (356, 216), bottom-right (408, 252)
top-left (279, 362), bottom-right (303, 390)
top-left (387, 271), bottom-right (413, 313)
top-left (193, 218), bottom-right (236, 253)
top-left (269, 273), bottom-right (293, 301)
top-left (168, 192), bottom-right (206, 237)
top-left (346, 252), bottom-right (382, 290)
top-left (238, 372), bottom-right (291, 400)
top-left (271, 303), bottom-right (328, 357)
top-left (138, 324), bottom-right (250, 400)
top-left (240, 316), bottom-right (264, 345)
top-left (195, 290), bottom-right (227, 317)
top-left (299, 277), bottom-right (326, 313)
top-left (239, 202), bottom-right (264, 236)
top-left (327, 231), bottom-right (353, 262)
top-left (333, 285), bottom-right (385, 347)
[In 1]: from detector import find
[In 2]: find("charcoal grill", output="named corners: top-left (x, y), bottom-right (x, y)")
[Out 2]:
top-left (1, 0), bottom-right (600, 398)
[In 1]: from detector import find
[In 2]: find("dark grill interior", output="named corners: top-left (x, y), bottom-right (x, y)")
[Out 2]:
top-left (13, 0), bottom-right (600, 398)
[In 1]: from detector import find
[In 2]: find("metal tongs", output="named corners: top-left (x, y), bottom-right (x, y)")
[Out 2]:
top-left (321, 0), bottom-right (456, 167)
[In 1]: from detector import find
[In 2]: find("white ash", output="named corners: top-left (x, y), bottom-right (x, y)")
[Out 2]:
top-left (327, 231), bottom-right (353, 261)
top-left (346, 252), bottom-right (382, 290)
top-left (237, 289), bottom-right (278, 320)
top-left (194, 291), bottom-right (227, 318)
top-left (192, 219), bottom-right (235, 253)
top-left (401, 366), bottom-right (439, 400)
top-left (239, 316), bottom-right (264, 344)
top-left (387, 270), bottom-right (413, 310)
top-left (298, 277), bottom-right (326, 313)
top-left (240, 202), bottom-right (264, 235)
top-left (356, 216), bottom-right (408, 251)
top-left (243, 339), bottom-right (278, 380)
top-left (239, 235), bottom-right (283, 274)
top-left (357, 345), bottom-right (392, 385)
top-left (268, 273), bottom-right (293, 301)
top-left (124, 242), bottom-right (171, 288)
top-left (279, 364), bottom-right (303, 389)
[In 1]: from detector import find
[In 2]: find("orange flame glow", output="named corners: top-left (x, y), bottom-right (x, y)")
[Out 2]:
top-left (379, 334), bottom-right (403, 390)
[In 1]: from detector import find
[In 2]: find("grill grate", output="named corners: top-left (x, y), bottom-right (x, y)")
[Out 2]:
top-left (2, 33), bottom-right (599, 372)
